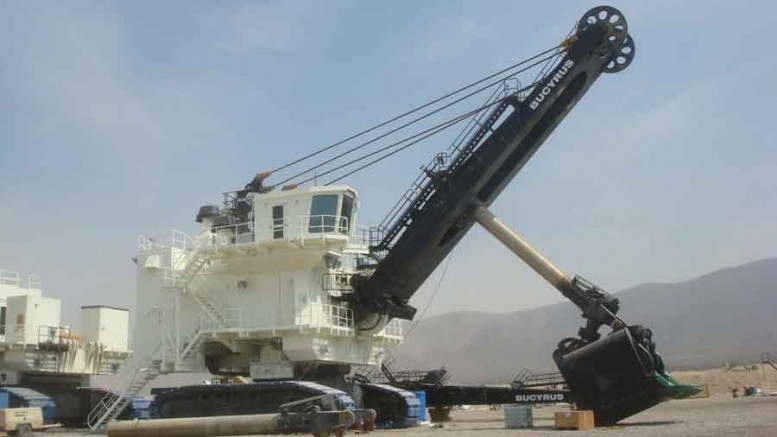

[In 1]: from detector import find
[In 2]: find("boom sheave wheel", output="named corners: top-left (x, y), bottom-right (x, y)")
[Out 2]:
top-left (578, 5), bottom-right (635, 73)
top-left (603, 34), bottom-right (635, 73)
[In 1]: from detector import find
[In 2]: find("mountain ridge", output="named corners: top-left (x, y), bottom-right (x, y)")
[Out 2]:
top-left (393, 257), bottom-right (777, 383)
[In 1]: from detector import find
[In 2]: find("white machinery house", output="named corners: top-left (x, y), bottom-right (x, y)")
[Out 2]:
top-left (0, 270), bottom-right (130, 384)
top-left (133, 185), bottom-right (403, 379)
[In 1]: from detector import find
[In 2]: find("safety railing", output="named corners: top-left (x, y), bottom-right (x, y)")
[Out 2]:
top-left (0, 324), bottom-right (127, 352)
top-left (203, 215), bottom-right (352, 249)
top-left (311, 303), bottom-right (354, 330)
top-left (37, 325), bottom-right (79, 344)
top-left (353, 226), bottom-right (385, 248)
top-left (27, 274), bottom-right (42, 290)
top-left (86, 357), bottom-right (160, 429)
top-left (375, 82), bottom-right (518, 251)
top-left (141, 214), bottom-right (356, 257)
top-left (322, 272), bottom-right (353, 293)
top-left (0, 269), bottom-right (20, 286)
top-left (303, 215), bottom-right (350, 235)
top-left (0, 270), bottom-right (42, 290)
top-left (137, 235), bottom-right (169, 252)
top-left (139, 229), bottom-right (202, 253)
top-left (205, 222), bottom-right (256, 247)
top-left (224, 307), bottom-right (243, 328)
top-left (191, 302), bottom-right (355, 336)
top-left (378, 318), bottom-right (404, 339)
top-left (0, 325), bottom-right (77, 345)
top-left (512, 368), bottom-right (567, 388)
top-left (171, 229), bottom-right (197, 251)
top-left (198, 313), bottom-right (218, 333)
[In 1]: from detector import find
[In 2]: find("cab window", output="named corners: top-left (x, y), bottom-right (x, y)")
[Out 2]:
top-left (272, 205), bottom-right (284, 239)
top-left (339, 194), bottom-right (354, 234)
top-left (309, 195), bottom-right (338, 233)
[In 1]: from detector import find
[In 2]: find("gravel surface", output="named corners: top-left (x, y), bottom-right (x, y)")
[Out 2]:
top-left (46, 396), bottom-right (777, 436)
top-left (384, 397), bottom-right (777, 437)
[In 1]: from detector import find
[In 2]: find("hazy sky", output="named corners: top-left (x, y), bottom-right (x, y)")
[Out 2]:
top-left (1, 1), bottom-right (776, 328)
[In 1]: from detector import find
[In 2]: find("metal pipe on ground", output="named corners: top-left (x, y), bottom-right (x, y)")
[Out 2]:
top-left (106, 410), bottom-right (355, 437)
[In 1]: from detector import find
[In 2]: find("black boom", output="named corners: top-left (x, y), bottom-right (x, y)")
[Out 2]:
top-left (351, 7), bottom-right (634, 322)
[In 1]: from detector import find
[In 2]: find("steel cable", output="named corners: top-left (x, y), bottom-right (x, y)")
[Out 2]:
top-left (321, 78), bottom-right (544, 185)
top-left (269, 46), bottom-right (562, 180)
top-left (279, 51), bottom-right (560, 186)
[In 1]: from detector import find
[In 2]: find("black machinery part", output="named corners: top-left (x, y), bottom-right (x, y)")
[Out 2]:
top-left (151, 380), bottom-right (419, 428)
top-left (357, 383), bottom-right (421, 427)
top-left (416, 384), bottom-right (569, 408)
top-left (576, 5), bottom-right (635, 73)
top-left (277, 394), bottom-right (371, 434)
top-left (554, 325), bottom-right (671, 425)
top-left (351, 6), bottom-right (635, 322)
top-left (150, 381), bottom-right (355, 419)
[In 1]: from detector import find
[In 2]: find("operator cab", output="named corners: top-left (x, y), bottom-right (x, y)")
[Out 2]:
top-left (195, 185), bottom-right (359, 248)
top-left (253, 185), bottom-right (357, 243)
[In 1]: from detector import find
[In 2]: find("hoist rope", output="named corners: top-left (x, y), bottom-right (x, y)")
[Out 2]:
top-left (322, 77), bottom-right (546, 185)
top-left (403, 250), bottom-right (455, 339)
top-left (318, 102), bottom-right (497, 186)
top-left (277, 50), bottom-right (561, 186)
top-left (269, 46), bottom-right (562, 180)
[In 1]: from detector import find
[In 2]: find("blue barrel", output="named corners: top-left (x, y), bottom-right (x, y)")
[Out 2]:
top-left (130, 397), bottom-right (152, 419)
top-left (413, 391), bottom-right (427, 422)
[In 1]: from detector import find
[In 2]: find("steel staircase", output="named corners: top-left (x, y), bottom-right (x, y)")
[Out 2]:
top-left (377, 91), bottom-right (513, 251)
top-left (167, 251), bottom-right (229, 330)
top-left (178, 327), bottom-right (205, 362)
top-left (190, 288), bottom-right (228, 329)
top-left (162, 235), bottom-right (228, 371)
top-left (86, 362), bottom-right (161, 430)
top-left (169, 254), bottom-right (208, 289)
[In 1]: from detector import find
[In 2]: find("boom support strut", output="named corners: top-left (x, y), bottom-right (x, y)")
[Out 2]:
top-left (472, 206), bottom-right (619, 343)
top-left (472, 205), bottom-right (700, 425)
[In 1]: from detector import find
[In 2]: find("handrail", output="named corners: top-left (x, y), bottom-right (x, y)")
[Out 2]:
top-left (87, 342), bottom-right (163, 429)
top-left (187, 302), bottom-right (359, 337)
top-left (0, 269), bottom-right (20, 286)
top-left (86, 364), bottom-right (141, 427)
top-left (142, 214), bottom-right (358, 259)
top-left (0, 270), bottom-right (42, 290)
top-left (375, 84), bottom-right (515, 250)
top-left (379, 318), bottom-right (404, 338)
top-left (205, 215), bottom-right (351, 247)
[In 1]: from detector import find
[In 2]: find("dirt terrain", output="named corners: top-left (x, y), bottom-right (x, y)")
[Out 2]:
top-left (51, 365), bottom-right (777, 436)
top-left (383, 397), bottom-right (777, 437)
top-left (672, 363), bottom-right (777, 396)
top-left (50, 396), bottom-right (777, 437)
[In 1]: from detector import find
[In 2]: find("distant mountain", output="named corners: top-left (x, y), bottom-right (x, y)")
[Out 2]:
top-left (392, 258), bottom-right (777, 383)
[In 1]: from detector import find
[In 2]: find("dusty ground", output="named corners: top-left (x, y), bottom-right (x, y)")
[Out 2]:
top-left (48, 396), bottom-right (777, 436)
top-left (382, 397), bottom-right (777, 437)
top-left (671, 363), bottom-right (777, 396)
top-left (48, 365), bottom-right (777, 436)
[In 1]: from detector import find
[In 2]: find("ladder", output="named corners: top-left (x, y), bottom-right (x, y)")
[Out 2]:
top-left (170, 254), bottom-right (208, 289)
top-left (86, 362), bottom-right (161, 430)
top-left (178, 327), bottom-right (205, 362)
top-left (377, 95), bottom-right (513, 251)
top-left (190, 288), bottom-right (228, 329)
top-left (167, 252), bottom-right (230, 330)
